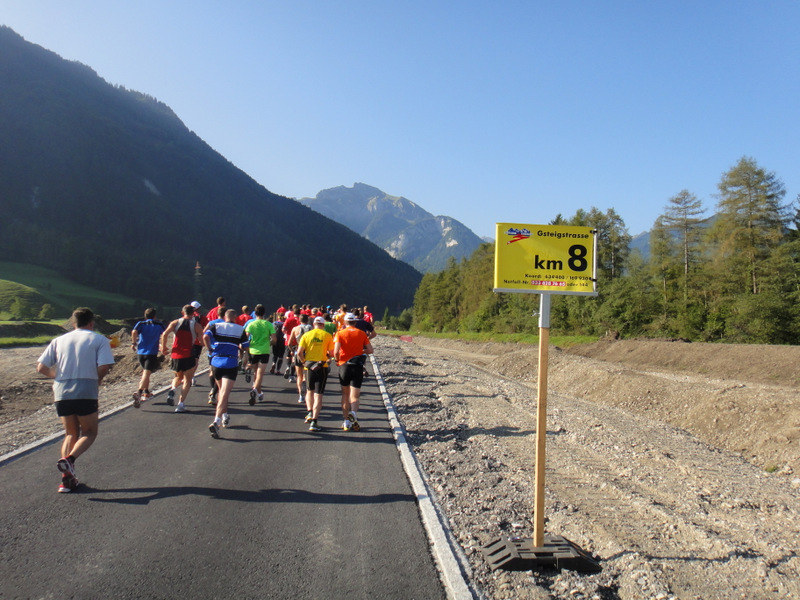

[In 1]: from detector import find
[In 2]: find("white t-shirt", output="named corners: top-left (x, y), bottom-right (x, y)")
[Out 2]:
top-left (37, 328), bottom-right (115, 401)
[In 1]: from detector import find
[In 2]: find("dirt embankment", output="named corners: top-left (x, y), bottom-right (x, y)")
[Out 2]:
top-left (379, 336), bottom-right (800, 599)
top-left (502, 339), bottom-right (800, 475)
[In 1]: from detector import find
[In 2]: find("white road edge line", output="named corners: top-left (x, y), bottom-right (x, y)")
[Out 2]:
top-left (0, 369), bottom-right (208, 467)
top-left (370, 354), bottom-right (481, 600)
top-left (2, 363), bottom-right (480, 600)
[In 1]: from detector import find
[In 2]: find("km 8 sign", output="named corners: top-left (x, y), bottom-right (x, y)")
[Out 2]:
top-left (493, 223), bottom-right (597, 296)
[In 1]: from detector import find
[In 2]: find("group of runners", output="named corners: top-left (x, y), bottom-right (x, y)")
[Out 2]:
top-left (131, 298), bottom-right (376, 439)
top-left (36, 301), bottom-right (376, 493)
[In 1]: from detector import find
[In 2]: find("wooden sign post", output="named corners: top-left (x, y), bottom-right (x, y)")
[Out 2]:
top-left (482, 224), bottom-right (601, 573)
top-left (534, 293), bottom-right (551, 546)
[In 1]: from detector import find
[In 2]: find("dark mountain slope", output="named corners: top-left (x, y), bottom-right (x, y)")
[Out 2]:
top-left (0, 27), bottom-right (420, 314)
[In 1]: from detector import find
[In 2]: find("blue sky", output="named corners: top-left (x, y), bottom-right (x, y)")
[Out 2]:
top-left (4, 1), bottom-right (799, 239)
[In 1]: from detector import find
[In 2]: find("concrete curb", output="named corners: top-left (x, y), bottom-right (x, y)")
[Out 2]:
top-left (0, 368), bottom-right (209, 467)
top-left (0, 381), bottom-right (175, 467)
top-left (369, 354), bottom-right (481, 600)
top-left (2, 363), bottom-right (481, 600)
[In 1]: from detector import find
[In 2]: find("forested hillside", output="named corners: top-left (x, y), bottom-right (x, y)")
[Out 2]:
top-left (411, 162), bottom-right (800, 344)
top-left (0, 27), bottom-right (421, 316)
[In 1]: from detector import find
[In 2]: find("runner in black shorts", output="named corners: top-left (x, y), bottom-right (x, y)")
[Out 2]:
top-left (212, 366), bottom-right (239, 381)
top-left (171, 356), bottom-right (196, 373)
top-left (138, 355), bottom-right (160, 371)
top-left (36, 307), bottom-right (115, 493)
top-left (131, 308), bottom-right (165, 406)
top-left (244, 305), bottom-right (276, 404)
top-left (55, 399), bottom-right (100, 417)
top-left (297, 316), bottom-right (335, 431)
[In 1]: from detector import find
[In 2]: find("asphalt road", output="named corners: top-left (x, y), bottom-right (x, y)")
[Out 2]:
top-left (0, 365), bottom-right (447, 600)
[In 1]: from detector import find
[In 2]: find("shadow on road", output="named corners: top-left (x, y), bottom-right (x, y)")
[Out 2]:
top-left (85, 486), bottom-right (416, 506)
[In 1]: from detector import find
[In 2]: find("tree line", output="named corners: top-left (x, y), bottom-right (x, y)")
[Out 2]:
top-left (408, 156), bottom-right (800, 344)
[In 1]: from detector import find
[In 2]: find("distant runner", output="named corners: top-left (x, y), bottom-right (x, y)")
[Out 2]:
top-left (160, 304), bottom-right (203, 413)
top-left (205, 309), bottom-right (250, 438)
top-left (244, 304), bottom-right (276, 404)
top-left (334, 312), bottom-right (374, 431)
top-left (297, 316), bottom-right (335, 431)
top-left (131, 307), bottom-right (165, 407)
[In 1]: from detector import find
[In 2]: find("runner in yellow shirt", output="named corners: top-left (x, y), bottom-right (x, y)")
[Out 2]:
top-left (297, 316), bottom-right (335, 431)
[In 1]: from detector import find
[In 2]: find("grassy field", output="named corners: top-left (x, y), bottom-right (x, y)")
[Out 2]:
top-left (0, 336), bottom-right (54, 348)
top-left (380, 329), bottom-right (597, 348)
top-left (0, 318), bottom-right (129, 348)
top-left (0, 261), bottom-right (146, 319)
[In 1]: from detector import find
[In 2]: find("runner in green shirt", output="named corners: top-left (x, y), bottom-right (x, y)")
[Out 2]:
top-left (244, 304), bottom-right (276, 404)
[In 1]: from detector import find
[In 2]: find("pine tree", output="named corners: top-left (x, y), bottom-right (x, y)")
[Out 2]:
top-left (661, 190), bottom-right (706, 300)
top-left (709, 156), bottom-right (787, 295)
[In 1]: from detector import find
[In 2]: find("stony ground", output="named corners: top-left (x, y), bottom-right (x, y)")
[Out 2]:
top-left (375, 336), bottom-right (800, 600)
top-left (2, 333), bottom-right (800, 599)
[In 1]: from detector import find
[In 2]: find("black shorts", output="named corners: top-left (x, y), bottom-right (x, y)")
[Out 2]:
top-left (138, 354), bottom-right (160, 371)
top-left (306, 365), bottom-right (329, 394)
top-left (338, 363), bottom-right (364, 389)
top-left (55, 399), bottom-right (99, 417)
top-left (212, 366), bottom-right (239, 381)
top-left (249, 353), bottom-right (271, 365)
top-left (171, 357), bottom-right (197, 373)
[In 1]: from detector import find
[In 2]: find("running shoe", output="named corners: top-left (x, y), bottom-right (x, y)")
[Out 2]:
top-left (57, 457), bottom-right (76, 478)
top-left (348, 411), bottom-right (360, 432)
top-left (208, 390), bottom-right (217, 405)
top-left (58, 475), bottom-right (78, 493)
top-left (298, 395), bottom-right (304, 403)
top-left (175, 402), bottom-right (186, 413)
top-left (269, 365), bottom-right (275, 374)
top-left (308, 420), bottom-right (321, 432)
top-left (249, 389), bottom-right (256, 406)
top-left (222, 414), bottom-right (230, 428)
top-left (283, 367), bottom-right (291, 379)
top-left (167, 389), bottom-right (175, 406)
top-left (143, 390), bottom-right (153, 401)
top-left (257, 392), bottom-right (264, 403)
top-left (192, 377), bottom-right (197, 386)
top-left (304, 411), bottom-right (313, 423)
top-left (209, 422), bottom-right (220, 438)
top-left (289, 376), bottom-right (296, 384)
top-left (132, 391), bottom-right (141, 409)
top-left (342, 419), bottom-right (352, 431)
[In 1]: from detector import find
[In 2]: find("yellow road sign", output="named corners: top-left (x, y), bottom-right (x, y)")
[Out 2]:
top-left (493, 223), bottom-right (597, 295)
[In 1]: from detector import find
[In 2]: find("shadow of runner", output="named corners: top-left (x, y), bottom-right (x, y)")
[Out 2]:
top-left (86, 486), bottom-right (416, 506)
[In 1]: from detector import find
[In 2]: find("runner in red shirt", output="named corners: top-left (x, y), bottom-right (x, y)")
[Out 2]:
top-left (160, 304), bottom-right (204, 413)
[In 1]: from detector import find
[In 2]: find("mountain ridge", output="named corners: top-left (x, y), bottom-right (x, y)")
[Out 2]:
top-left (300, 183), bottom-right (484, 272)
top-left (0, 26), bottom-right (421, 315)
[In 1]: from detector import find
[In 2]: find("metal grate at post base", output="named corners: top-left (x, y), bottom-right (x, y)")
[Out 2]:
top-left (482, 535), bottom-right (601, 573)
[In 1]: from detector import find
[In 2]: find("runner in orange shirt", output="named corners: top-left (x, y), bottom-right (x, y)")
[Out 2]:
top-left (334, 312), bottom-right (373, 431)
